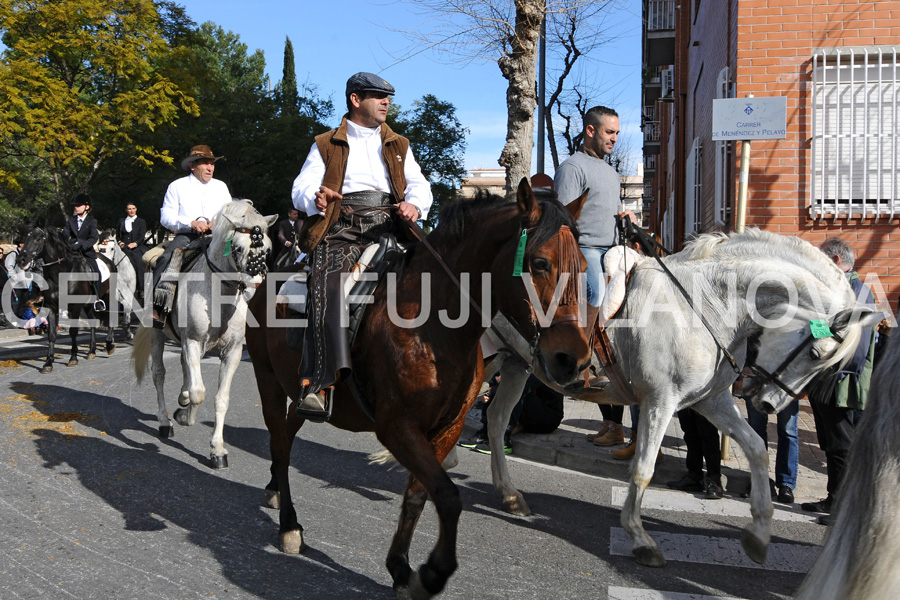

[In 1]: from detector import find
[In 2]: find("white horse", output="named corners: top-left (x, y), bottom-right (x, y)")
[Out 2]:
top-left (132, 200), bottom-right (277, 468)
top-left (482, 229), bottom-right (881, 568)
top-left (793, 331), bottom-right (899, 600)
top-left (97, 231), bottom-right (140, 339)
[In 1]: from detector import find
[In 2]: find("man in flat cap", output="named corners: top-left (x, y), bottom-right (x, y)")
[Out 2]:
top-left (152, 144), bottom-right (232, 327)
top-left (290, 71), bottom-right (432, 421)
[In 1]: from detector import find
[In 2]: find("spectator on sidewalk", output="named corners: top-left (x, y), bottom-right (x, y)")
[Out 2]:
top-left (744, 398), bottom-right (798, 504)
top-left (666, 408), bottom-right (724, 500)
top-left (802, 237), bottom-right (876, 525)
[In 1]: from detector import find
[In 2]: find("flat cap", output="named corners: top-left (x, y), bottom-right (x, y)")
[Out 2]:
top-left (346, 72), bottom-right (395, 97)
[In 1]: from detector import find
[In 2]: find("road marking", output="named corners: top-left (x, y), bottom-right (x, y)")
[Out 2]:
top-left (611, 486), bottom-right (818, 523)
top-left (609, 527), bottom-right (818, 572)
top-left (609, 587), bottom-right (743, 600)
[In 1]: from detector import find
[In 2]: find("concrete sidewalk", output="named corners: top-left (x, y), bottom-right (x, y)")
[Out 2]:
top-left (461, 393), bottom-right (830, 506)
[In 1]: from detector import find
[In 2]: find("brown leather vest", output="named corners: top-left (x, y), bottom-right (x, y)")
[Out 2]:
top-left (298, 117), bottom-right (410, 253)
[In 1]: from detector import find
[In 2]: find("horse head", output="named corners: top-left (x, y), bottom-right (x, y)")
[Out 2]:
top-left (214, 200), bottom-right (278, 294)
top-left (499, 178), bottom-right (592, 386)
top-left (18, 226), bottom-right (47, 269)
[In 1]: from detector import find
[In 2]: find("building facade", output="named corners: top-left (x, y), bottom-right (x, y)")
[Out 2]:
top-left (642, 0), bottom-right (900, 310)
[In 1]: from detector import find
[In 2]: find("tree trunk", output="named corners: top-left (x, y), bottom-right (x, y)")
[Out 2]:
top-left (498, 0), bottom-right (545, 198)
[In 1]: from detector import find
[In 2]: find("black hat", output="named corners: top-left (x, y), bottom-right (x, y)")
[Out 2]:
top-left (345, 72), bottom-right (395, 98)
top-left (70, 193), bottom-right (92, 207)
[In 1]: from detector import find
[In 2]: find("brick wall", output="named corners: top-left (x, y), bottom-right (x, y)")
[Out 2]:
top-left (727, 0), bottom-right (900, 311)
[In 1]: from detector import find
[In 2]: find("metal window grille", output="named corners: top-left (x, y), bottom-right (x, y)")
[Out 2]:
top-left (645, 154), bottom-right (657, 170)
top-left (714, 67), bottom-right (732, 226)
top-left (647, 0), bottom-right (675, 31)
top-left (811, 47), bottom-right (900, 219)
top-left (684, 138), bottom-right (703, 235)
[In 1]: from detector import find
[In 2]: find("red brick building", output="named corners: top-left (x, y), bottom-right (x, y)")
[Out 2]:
top-left (641, 0), bottom-right (900, 311)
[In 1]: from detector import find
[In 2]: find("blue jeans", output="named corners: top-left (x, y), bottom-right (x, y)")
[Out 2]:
top-left (581, 245), bottom-right (611, 307)
top-left (744, 399), bottom-right (799, 490)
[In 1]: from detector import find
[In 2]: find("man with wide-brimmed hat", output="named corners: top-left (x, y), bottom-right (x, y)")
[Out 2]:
top-left (152, 144), bottom-right (232, 327)
top-left (63, 193), bottom-right (105, 310)
top-left (289, 71), bottom-right (432, 421)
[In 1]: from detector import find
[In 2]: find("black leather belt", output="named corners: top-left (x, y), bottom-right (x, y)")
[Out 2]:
top-left (342, 190), bottom-right (394, 207)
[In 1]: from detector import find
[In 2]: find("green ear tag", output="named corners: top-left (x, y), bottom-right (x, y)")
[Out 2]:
top-left (223, 235), bottom-right (232, 257)
top-left (512, 229), bottom-right (528, 277)
top-left (810, 319), bottom-right (833, 339)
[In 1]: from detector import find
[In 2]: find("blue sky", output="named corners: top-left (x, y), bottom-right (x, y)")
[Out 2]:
top-left (180, 0), bottom-right (644, 175)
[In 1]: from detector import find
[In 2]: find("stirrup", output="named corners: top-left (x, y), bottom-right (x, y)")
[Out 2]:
top-left (93, 299), bottom-right (107, 312)
top-left (295, 379), bottom-right (333, 423)
top-left (151, 307), bottom-right (167, 330)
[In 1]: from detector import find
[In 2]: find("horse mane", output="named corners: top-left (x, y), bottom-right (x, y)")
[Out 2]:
top-left (44, 225), bottom-right (80, 263)
top-left (435, 189), bottom-right (579, 253)
top-left (210, 199), bottom-right (258, 250)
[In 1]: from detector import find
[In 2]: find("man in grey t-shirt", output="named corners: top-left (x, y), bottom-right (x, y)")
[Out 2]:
top-left (554, 105), bottom-right (635, 446)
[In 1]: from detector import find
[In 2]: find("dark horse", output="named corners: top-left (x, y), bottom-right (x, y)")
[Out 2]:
top-left (18, 225), bottom-right (116, 373)
top-left (245, 180), bottom-right (591, 599)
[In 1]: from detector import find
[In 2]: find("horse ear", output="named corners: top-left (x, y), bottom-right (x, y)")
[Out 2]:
top-left (516, 177), bottom-right (541, 227)
top-left (564, 189), bottom-right (589, 222)
top-left (220, 213), bottom-right (237, 228)
top-left (830, 307), bottom-right (885, 333)
top-left (264, 214), bottom-right (278, 228)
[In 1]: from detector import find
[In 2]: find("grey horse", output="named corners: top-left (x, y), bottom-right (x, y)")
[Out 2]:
top-left (483, 228), bottom-right (882, 568)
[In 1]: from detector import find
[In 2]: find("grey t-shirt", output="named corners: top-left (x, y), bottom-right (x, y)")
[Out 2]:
top-left (554, 151), bottom-right (621, 247)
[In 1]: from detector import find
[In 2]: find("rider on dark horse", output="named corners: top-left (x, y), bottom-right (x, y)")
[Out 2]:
top-left (290, 71), bottom-right (432, 421)
top-left (64, 193), bottom-right (105, 311)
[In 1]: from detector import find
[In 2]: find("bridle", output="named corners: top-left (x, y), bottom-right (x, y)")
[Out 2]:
top-left (741, 327), bottom-right (845, 401)
top-left (202, 224), bottom-right (270, 293)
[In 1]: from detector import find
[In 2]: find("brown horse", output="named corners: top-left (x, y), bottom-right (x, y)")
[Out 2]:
top-left (245, 179), bottom-right (590, 599)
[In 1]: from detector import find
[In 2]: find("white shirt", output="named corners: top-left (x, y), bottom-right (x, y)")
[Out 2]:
top-left (291, 119), bottom-right (433, 220)
top-left (124, 215), bottom-right (136, 232)
top-left (161, 173), bottom-right (232, 233)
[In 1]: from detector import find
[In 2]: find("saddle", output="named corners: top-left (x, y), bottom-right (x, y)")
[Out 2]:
top-left (281, 233), bottom-right (405, 422)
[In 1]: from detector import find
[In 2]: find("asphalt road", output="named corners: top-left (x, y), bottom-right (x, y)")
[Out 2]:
top-left (0, 334), bottom-right (824, 599)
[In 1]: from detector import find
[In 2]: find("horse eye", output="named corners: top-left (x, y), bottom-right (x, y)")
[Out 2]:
top-left (808, 347), bottom-right (821, 360)
top-left (531, 257), bottom-right (551, 273)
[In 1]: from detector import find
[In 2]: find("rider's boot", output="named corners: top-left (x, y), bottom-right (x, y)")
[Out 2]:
top-left (296, 379), bottom-right (333, 423)
top-left (581, 304), bottom-right (609, 389)
top-left (152, 248), bottom-right (184, 329)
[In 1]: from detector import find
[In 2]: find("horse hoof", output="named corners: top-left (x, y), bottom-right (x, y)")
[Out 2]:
top-left (395, 572), bottom-right (432, 600)
top-left (158, 426), bottom-right (175, 438)
top-left (86, 353), bottom-right (95, 360)
top-left (633, 546), bottom-right (666, 568)
top-left (280, 529), bottom-right (305, 554)
top-left (67, 360), bottom-right (78, 367)
top-left (741, 528), bottom-right (769, 564)
top-left (502, 492), bottom-right (532, 517)
top-left (173, 408), bottom-right (191, 426)
top-left (265, 489), bottom-right (281, 510)
top-left (107, 345), bottom-right (115, 355)
top-left (210, 454), bottom-right (228, 469)
top-left (40, 366), bottom-right (53, 374)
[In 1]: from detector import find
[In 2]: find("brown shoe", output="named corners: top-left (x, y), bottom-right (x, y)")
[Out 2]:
top-left (593, 422), bottom-right (625, 446)
top-left (613, 440), bottom-right (635, 460)
top-left (585, 420), bottom-right (611, 442)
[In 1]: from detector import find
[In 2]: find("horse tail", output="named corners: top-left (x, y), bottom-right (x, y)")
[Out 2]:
top-left (794, 335), bottom-right (900, 600)
top-left (132, 326), bottom-right (153, 384)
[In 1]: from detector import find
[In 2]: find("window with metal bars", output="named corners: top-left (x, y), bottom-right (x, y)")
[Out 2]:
top-left (811, 47), bottom-right (900, 219)
top-left (685, 138), bottom-right (702, 236)
top-left (714, 67), bottom-right (732, 226)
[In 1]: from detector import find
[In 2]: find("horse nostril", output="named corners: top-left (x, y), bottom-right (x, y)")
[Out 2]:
top-left (552, 351), bottom-right (578, 376)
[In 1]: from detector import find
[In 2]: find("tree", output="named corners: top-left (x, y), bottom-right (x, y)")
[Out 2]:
top-left (388, 95), bottom-right (469, 230)
top-left (0, 0), bottom-right (198, 218)
top-left (280, 36), bottom-right (299, 116)
top-left (394, 0), bottom-right (619, 195)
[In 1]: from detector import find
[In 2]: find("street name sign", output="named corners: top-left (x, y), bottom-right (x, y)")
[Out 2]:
top-left (712, 96), bottom-right (787, 141)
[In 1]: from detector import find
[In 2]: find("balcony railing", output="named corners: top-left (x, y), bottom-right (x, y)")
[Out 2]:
top-left (647, 0), bottom-right (675, 32)
top-left (643, 121), bottom-right (660, 143)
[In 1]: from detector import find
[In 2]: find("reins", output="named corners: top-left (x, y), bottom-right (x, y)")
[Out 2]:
top-left (620, 216), bottom-right (741, 374)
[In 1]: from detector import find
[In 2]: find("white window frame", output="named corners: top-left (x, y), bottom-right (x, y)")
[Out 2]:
top-left (714, 67), bottom-right (732, 227)
top-left (811, 46), bottom-right (900, 220)
top-left (684, 138), bottom-right (702, 236)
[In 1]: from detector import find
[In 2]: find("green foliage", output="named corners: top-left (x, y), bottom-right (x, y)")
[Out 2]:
top-left (0, 0), bottom-right (199, 222)
top-left (388, 95), bottom-right (468, 230)
top-left (280, 36), bottom-right (299, 116)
